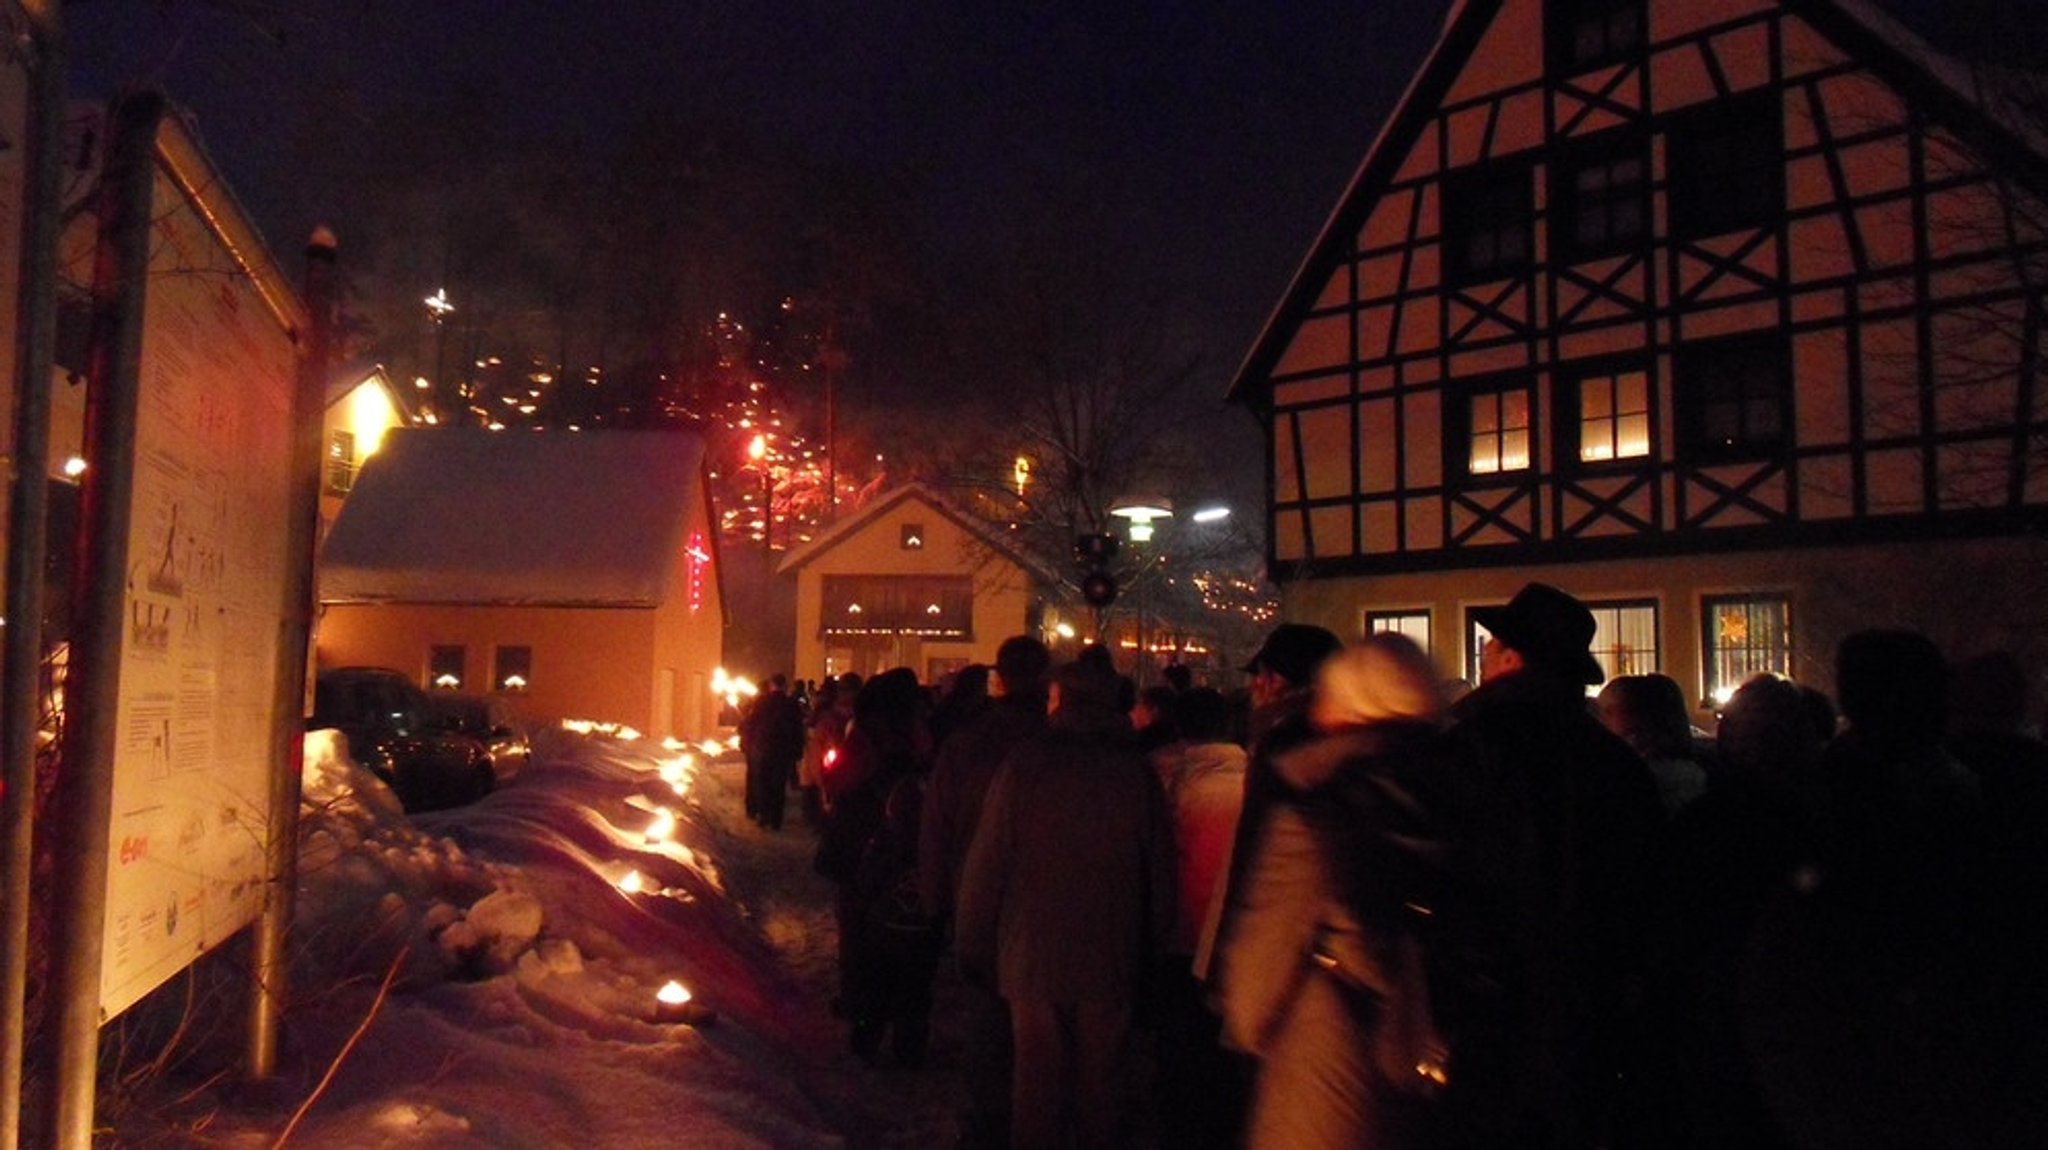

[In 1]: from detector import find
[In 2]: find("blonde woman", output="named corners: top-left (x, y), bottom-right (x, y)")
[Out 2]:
top-left (1214, 633), bottom-right (1455, 1150)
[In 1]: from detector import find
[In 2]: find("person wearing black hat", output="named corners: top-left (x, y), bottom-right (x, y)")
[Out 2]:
top-left (1181, 622), bottom-right (1346, 1140)
top-left (1207, 622), bottom-right (1346, 959)
top-left (1441, 583), bottom-right (1664, 1150)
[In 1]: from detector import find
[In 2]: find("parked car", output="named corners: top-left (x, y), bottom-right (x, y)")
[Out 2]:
top-left (311, 667), bottom-right (494, 812)
top-left (423, 692), bottom-right (532, 780)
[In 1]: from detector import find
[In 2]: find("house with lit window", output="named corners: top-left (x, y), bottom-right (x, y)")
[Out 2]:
top-left (315, 428), bottom-right (728, 740)
top-left (776, 483), bottom-right (1055, 683)
top-left (320, 361), bottom-right (417, 537)
top-left (1228, 0), bottom-right (2048, 710)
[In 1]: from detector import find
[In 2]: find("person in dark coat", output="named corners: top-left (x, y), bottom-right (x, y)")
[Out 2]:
top-left (1441, 582), bottom-right (1663, 1150)
top-left (955, 658), bottom-right (1174, 1150)
top-left (919, 635), bottom-right (1052, 1149)
top-left (740, 673), bottom-right (807, 830)
top-left (1214, 633), bottom-right (1457, 1150)
top-left (1743, 630), bottom-right (2044, 1149)
top-left (815, 667), bottom-right (934, 1062)
top-left (1649, 672), bottom-right (1827, 1150)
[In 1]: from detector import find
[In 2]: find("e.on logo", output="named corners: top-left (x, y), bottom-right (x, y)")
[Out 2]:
top-left (119, 836), bottom-right (150, 865)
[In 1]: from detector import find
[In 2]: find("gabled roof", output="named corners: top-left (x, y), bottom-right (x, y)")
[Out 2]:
top-left (773, 482), bottom-right (1059, 585)
top-left (324, 359), bottom-right (420, 423)
top-left (1225, 0), bottom-right (2048, 408)
top-left (318, 428), bottom-right (707, 607)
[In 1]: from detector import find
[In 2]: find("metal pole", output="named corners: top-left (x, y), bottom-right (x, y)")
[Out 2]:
top-left (821, 321), bottom-right (841, 523)
top-left (43, 88), bottom-right (161, 1150)
top-left (247, 230), bottom-right (334, 1080)
top-left (1, 5), bottom-right (65, 1146)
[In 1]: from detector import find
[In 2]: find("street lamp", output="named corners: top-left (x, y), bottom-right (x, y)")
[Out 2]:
top-left (1109, 496), bottom-right (1173, 542)
top-left (1110, 497), bottom-right (1173, 684)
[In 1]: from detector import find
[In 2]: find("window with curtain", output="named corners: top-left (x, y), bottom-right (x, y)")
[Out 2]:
top-left (1574, 366), bottom-right (1652, 464)
top-left (1702, 593), bottom-right (1792, 705)
top-left (1467, 384), bottom-right (1535, 476)
top-left (1367, 609), bottom-right (1433, 654)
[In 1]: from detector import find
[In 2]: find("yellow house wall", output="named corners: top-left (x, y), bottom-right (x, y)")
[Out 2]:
top-left (315, 476), bottom-right (727, 741)
top-left (791, 498), bottom-right (1038, 683)
top-left (646, 495), bottom-right (726, 738)
top-left (1279, 534), bottom-right (2048, 721)
top-left (316, 603), bottom-right (686, 738)
top-left (318, 379), bottom-right (407, 540)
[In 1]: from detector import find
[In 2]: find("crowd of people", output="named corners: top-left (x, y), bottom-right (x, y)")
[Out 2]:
top-left (735, 584), bottom-right (2048, 1150)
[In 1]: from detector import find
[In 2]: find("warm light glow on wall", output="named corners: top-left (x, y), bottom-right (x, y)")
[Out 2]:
top-left (347, 381), bottom-right (401, 459)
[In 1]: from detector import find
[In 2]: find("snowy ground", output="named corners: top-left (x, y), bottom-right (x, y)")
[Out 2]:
top-left (108, 724), bottom-right (973, 1149)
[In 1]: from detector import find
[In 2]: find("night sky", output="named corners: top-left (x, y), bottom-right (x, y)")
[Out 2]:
top-left (62, 1), bottom-right (1452, 404)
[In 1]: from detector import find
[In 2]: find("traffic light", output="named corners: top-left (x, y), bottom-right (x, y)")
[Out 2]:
top-left (1074, 532), bottom-right (1120, 566)
top-left (1081, 569), bottom-right (1118, 607)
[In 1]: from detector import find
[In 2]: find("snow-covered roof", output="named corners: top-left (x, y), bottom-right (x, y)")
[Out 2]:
top-left (323, 358), bottom-right (416, 420)
top-left (318, 428), bottom-right (707, 607)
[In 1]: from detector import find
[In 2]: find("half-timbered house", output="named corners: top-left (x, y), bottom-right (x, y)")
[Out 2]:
top-left (1228, 0), bottom-right (2048, 710)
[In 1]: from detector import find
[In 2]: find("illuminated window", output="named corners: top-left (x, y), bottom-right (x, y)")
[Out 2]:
top-left (428, 645), bottom-right (467, 691)
top-left (900, 523), bottom-right (925, 550)
top-left (1465, 384), bottom-right (1534, 476)
top-left (1702, 594), bottom-right (1791, 705)
top-left (1366, 609), bottom-right (1432, 654)
top-left (1679, 338), bottom-right (1790, 462)
top-left (1669, 92), bottom-right (1784, 240)
top-left (1553, 132), bottom-right (1648, 261)
top-left (325, 430), bottom-right (358, 495)
top-left (493, 645), bottom-right (533, 693)
top-left (1548, 0), bottom-right (1645, 73)
top-left (1466, 612), bottom-right (1498, 688)
top-left (821, 575), bottom-right (973, 639)
top-left (1573, 366), bottom-right (1652, 464)
top-left (1587, 599), bottom-right (1659, 682)
top-left (1443, 162), bottom-right (1534, 285)
top-left (1466, 597), bottom-right (1653, 689)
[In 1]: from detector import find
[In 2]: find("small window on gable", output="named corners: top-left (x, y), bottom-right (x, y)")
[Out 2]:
top-left (1548, 0), bottom-right (1646, 74)
top-left (1552, 131), bottom-right (1648, 263)
top-left (900, 523), bottom-right (925, 550)
top-left (1570, 364), bottom-right (1653, 465)
top-left (325, 430), bottom-right (358, 496)
top-left (1678, 338), bottom-right (1790, 462)
top-left (1367, 609), bottom-right (1432, 655)
top-left (428, 645), bottom-right (467, 691)
top-left (1462, 381), bottom-right (1535, 478)
top-left (494, 646), bottom-right (533, 693)
top-left (1442, 162), bottom-right (1534, 285)
top-left (1668, 93), bottom-right (1785, 240)
top-left (1702, 593), bottom-right (1792, 707)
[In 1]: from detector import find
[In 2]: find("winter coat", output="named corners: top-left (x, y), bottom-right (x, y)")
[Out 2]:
top-left (1444, 670), bottom-right (1665, 1148)
top-left (1151, 739), bottom-right (1248, 956)
top-left (815, 726), bottom-right (924, 885)
top-left (917, 695), bottom-right (1048, 921)
top-left (741, 689), bottom-right (807, 766)
top-left (954, 701), bottom-right (1173, 1005)
top-left (1213, 721), bottom-right (1454, 1150)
